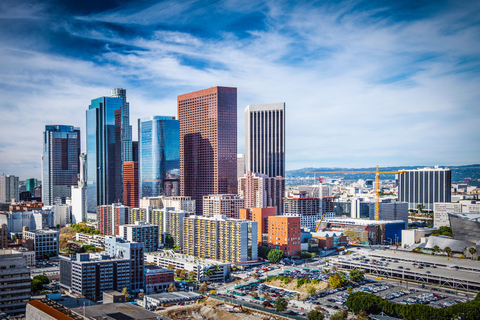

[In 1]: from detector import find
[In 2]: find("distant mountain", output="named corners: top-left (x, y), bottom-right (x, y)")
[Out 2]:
top-left (286, 164), bottom-right (480, 182)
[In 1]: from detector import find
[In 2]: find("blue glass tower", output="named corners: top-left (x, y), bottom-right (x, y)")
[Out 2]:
top-left (86, 96), bottom-right (124, 212)
top-left (42, 125), bottom-right (80, 205)
top-left (139, 116), bottom-right (180, 198)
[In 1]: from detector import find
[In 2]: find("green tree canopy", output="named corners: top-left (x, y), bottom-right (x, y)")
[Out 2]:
top-left (307, 309), bottom-right (325, 320)
top-left (329, 273), bottom-right (348, 288)
top-left (330, 311), bottom-right (347, 320)
top-left (273, 296), bottom-right (288, 311)
top-left (31, 279), bottom-right (43, 292)
top-left (258, 246), bottom-right (271, 259)
top-left (267, 249), bottom-right (285, 263)
top-left (349, 269), bottom-right (365, 282)
top-left (33, 274), bottom-right (50, 284)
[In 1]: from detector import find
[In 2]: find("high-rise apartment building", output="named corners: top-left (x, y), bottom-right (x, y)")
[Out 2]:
top-left (104, 236), bottom-right (145, 294)
top-left (0, 174), bottom-right (19, 203)
top-left (97, 203), bottom-right (129, 236)
top-left (245, 103), bottom-right (285, 178)
top-left (267, 216), bottom-right (301, 257)
top-left (238, 171), bottom-right (285, 213)
top-left (0, 224), bottom-right (7, 249)
top-left (397, 167), bottom-right (451, 211)
top-left (252, 207), bottom-right (277, 245)
top-left (86, 90), bottom-right (130, 212)
top-left (0, 252), bottom-right (31, 315)
top-left (139, 116), bottom-right (180, 198)
top-left (25, 178), bottom-right (38, 195)
top-left (283, 191), bottom-right (321, 229)
top-left (111, 88), bottom-right (133, 163)
top-left (203, 194), bottom-right (244, 218)
top-left (183, 215), bottom-right (257, 263)
top-left (42, 125), bottom-right (80, 205)
top-left (162, 196), bottom-right (196, 213)
top-left (71, 153), bottom-right (87, 223)
top-left (123, 161), bottom-right (139, 207)
top-left (178, 86), bottom-right (237, 215)
top-left (119, 221), bottom-right (159, 252)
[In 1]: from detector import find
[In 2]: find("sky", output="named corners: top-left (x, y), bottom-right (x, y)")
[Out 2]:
top-left (1, 0), bottom-right (479, 180)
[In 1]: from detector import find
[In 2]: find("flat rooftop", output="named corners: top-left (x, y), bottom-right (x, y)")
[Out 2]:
top-left (72, 303), bottom-right (166, 320)
top-left (323, 218), bottom-right (406, 225)
top-left (146, 251), bottom-right (226, 266)
top-left (146, 291), bottom-right (200, 303)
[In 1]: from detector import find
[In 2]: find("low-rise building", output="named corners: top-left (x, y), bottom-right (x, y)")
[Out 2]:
top-left (0, 252), bottom-right (31, 315)
top-left (145, 265), bottom-right (175, 294)
top-left (401, 228), bottom-right (436, 247)
top-left (145, 251), bottom-right (230, 282)
top-left (311, 231), bottom-right (348, 251)
top-left (75, 232), bottom-right (105, 248)
top-left (23, 229), bottom-right (59, 260)
top-left (267, 215), bottom-right (301, 257)
top-left (144, 292), bottom-right (201, 309)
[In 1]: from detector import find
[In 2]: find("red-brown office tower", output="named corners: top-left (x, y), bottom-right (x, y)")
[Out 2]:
top-left (178, 86), bottom-right (237, 215)
top-left (123, 161), bottom-right (139, 208)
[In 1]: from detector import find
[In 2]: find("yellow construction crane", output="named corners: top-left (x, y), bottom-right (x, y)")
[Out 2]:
top-left (306, 165), bottom-right (406, 221)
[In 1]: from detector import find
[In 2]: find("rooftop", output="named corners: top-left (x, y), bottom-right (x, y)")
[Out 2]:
top-left (72, 303), bottom-right (166, 320)
top-left (322, 218), bottom-right (406, 225)
top-left (146, 291), bottom-right (200, 303)
top-left (146, 250), bottom-right (227, 266)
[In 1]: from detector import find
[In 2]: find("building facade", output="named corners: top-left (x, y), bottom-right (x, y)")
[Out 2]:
top-left (237, 154), bottom-right (245, 178)
top-left (283, 191), bottom-right (321, 229)
top-left (240, 207), bottom-right (277, 246)
top-left (111, 88), bottom-right (133, 163)
top-left (119, 221), bottom-right (159, 252)
top-left (104, 237), bottom-right (145, 294)
top-left (0, 252), bottom-right (31, 315)
top-left (139, 116), bottom-right (180, 198)
top-left (178, 86), bottom-right (237, 215)
top-left (183, 215), bottom-right (257, 263)
top-left (0, 174), bottom-right (19, 203)
top-left (71, 152), bottom-right (87, 223)
top-left (267, 216), bottom-right (301, 257)
top-left (23, 229), bottom-right (59, 260)
top-left (397, 167), bottom-right (451, 211)
top-left (26, 178), bottom-right (38, 195)
top-left (42, 125), bottom-right (80, 205)
top-left (238, 171), bottom-right (284, 213)
top-left (434, 201), bottom-right (480, 228)
top-left (203, 194), bottom-right (244, 218)
top-left (97, 203), bottom-right (129, 236)
top-left (244, 103), bottom-right (285, 178)
top-left (144, 265), bottom-right (175, 294)
top-left (86, 91), bottom-right (129, 212)
top-left (123, 161), bottom-right (139, 207)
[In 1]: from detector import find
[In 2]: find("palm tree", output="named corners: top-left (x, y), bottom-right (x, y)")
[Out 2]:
top-left (433, 245), bottom-right (440, 254)
top-left (469, 247), bottom-right (477, 259)
top-left (444, 247), bottom-right (452, 258)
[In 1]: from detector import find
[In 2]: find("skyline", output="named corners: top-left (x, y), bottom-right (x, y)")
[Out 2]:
top-left (1, 0), bottom-right (480, 179)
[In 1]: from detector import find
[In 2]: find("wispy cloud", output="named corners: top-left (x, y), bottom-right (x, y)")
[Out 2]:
top-left (0, 0), bottom-right (479, 179)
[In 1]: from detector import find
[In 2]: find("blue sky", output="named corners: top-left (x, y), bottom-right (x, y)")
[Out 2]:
top-left (1, 0), bottom-right (479, 179)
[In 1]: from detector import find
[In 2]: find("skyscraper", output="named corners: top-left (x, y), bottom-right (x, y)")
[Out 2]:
top-left (86, 91), bottom-right (129, 212)
top-left (123, 161), bottom-right (139, 208)
top-left (42, 125), bottom-right (80, 205)
top-left (178, 86), bottom-right (237, 215)
top-left (111, 88), bottom-right (133, 163)
top-left (238, 171), bottom-right (285, 213)
top-left (397, 167), bottom-right (451, 211)
top-left (245, 103), bottom-right (285, 178)
top-left (0, 174), bottom-right (19, 203)
top-left (25, 179), bottom-right (37, 195)
top-left (138, 116), bottom-right (180, 198)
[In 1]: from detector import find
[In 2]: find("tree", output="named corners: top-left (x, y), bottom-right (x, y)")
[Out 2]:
top-left (179, 269), bottom-right (188, 279)
top-left (329, 273), bottom-right (348, 288)
top-left (174, 269), bottom-right (182, 277)
top-left (307, 286), bottom-right (317, 296)
top-left (416, 204), bottom-right (425, 214)
top-left (330, 311), bottom-right (347, 320)
top-left (273, 296), bottom-right (288, 312)
top-left (121, 287), bottom-right (129, 300)
top-left (307, 309), bottom-right (325, 320)
top-left (252, 272), bottom-right (259, 279)
top-left (166, 264), bottom-right (175, 270)
top-left (164, 234), bottom-right (174, 248)
top-left (349, 269), bottom-right (365, 282)
top-left (198, 283), bottom-right (208, 294)
top-left (31, 279), bottom-right (43, 292)
top-left (188, 271), bottom-right (197, 281)
top-left (296, 293), bottom-right (301, 300)
top-left (444, 247), bottom-right (452, 257)
top-left (168, 283), bottom-right (177, 292)
top-left (263, 293), bottom-right (272, 301)
top-left (138, 291), bottom-right (144, 300)
top-left (267, 249), bottom-right (285, 263)
top-left (251, 291), bottom-right (258, 298)
top-left (469, 247), bottom-right (477, 259)
top-left (258, 246), bottom-right (271, 259)
top-left (433, 245), bottom-right (440, 254)
top-left (33, 275), bottom-right (50, 285)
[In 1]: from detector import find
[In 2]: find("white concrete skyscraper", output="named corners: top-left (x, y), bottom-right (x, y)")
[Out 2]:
top-left (245, 103), bottom-right (285, 178)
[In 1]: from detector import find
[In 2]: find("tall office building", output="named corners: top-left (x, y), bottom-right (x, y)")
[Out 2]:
top-left (178, 86), bottom-right (237, 215)
top-left (71, 153), bottom-right (87, 223)
top-left (237, 154), bottom-right (245, 178)
top-left (138, 116), bottom-right (180, 198)
top-left (42, 125), bottom-right (80, 205)
top-left (0, 174), bottom-right (19, 202)
top-left (25, 178), bottom-right (38, 195)
top-left (111, 88), bottom-right (133, 162)
top-left (245, 103), bottom-right (285, 178)
top-left (123, 161), bottom-right (139, 207)
top-left (397, 167), bottom-right (451, 211)
top-left (87, 90), bottom-right (130, 211)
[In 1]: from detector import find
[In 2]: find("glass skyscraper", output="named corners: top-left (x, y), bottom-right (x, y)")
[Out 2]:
top-left (139, 116), bottom-right (180, 198)
top-left (86, 93), bottom-right (127, 212)
top-left (42, 125), bottom-right (80, 205)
